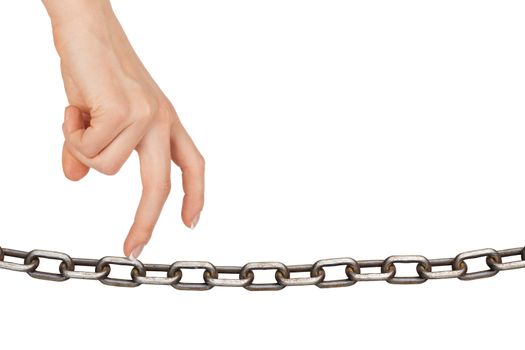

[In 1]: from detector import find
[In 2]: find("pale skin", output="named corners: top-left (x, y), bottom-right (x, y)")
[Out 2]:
top-left (42, 0), bottom-right (205, 259)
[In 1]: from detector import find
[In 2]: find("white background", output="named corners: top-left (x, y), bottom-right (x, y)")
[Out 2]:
top-left (1, 0), bottom-right (524, 348)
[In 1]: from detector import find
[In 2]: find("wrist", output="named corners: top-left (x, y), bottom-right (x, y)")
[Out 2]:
top-left (43, 0), bottom-right (114, 27)
top-left (43, 0), bottom-right (119, 54)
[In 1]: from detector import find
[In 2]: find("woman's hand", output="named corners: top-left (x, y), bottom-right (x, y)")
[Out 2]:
top-left (43, 0), bottom-right (205, 259)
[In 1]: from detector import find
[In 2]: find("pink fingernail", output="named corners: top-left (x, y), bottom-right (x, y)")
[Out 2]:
top-left (190, 212), bottom-right (201, 230)
top-left (129, 244), bottom-right (145, 260)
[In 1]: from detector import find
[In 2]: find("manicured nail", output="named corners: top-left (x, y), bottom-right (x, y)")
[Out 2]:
top-left (129, 244), bottom-right (145, 260)
top-left (190, 212), bottom-right (201, 230)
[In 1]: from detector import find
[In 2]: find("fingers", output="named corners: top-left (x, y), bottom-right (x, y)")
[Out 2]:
top-left (62, 103), bottom-right (203, 259)
top-left (61, 106), bottom-right (90, 181)
top-left (64, 120), bottom-right (148, 176)
top-left (123, 122), bottom-right (172, 258)
top-left (62, 105), bottom-right (149, 176)
top-left (170, 118), bottom-right (205, 229)
top-left (63, 104), bottom-right (131, 158)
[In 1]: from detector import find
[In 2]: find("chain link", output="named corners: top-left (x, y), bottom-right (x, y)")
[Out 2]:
top-left (0, 245), bottom-right (524, 290)
top-left (382, 255), bottom-right (431, 284)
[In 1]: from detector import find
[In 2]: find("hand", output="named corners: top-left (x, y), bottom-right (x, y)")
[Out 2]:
top-left (44, 0), bottom-right (205, 258)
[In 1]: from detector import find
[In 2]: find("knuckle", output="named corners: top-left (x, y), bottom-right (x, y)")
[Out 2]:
top-left (133, 96), bottom-right (158, 124)
top-left (182, 153), bottom-right (205, 175)
top-left (158, 100), bottom-right (175, 118)
top-left (164, 180), bottom-right (172, 196)
top-left (78, 144), bottom-right (100, 159)
top-left (97, 161), bottom-right (122, 176)
top-left (194, 154), bottom-right (206, 171)
top-left (160, 180), bottom-right (172, 196)
top-left (65, 135), bottom-right (97, 159)
top-left (156, 105), bottom-right (172, 125)
top-left (80, 142), bottom-right (106, 160)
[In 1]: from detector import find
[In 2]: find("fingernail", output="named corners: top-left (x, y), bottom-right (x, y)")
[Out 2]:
top-left (190, 212), bottom-right (201, 230)
top-left (129, 244), bottom-right (145, 260)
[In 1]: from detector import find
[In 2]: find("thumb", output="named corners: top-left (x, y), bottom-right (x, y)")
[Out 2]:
top-left (62, 106), bottom-right (90, 181)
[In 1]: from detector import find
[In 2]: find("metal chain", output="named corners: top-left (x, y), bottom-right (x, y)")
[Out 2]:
top-left (1, 245), bottom-right (524, 291)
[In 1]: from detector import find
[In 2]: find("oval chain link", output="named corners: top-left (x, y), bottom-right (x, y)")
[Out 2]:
top-left (240, 262), bottom-right (290, 291)
top-left (311, 258), bottom-right (360, 288)
top-left (276, 264), bottom-right (324, 287)
top-left (204, 266), bottom-right (255, 288)
top-left (347, 260), bottom-right (396, 282)
top-left (416, 257), bottom-right (467, 280)
top-left (381, 255), bottom-right (431, 284)
top-left (60, 258), bottom-right (111, 280)
top-left (452, 248), bottom-right (502, 281)
top-left (96, 257), bottom-right (146, 287)
top-left (24, 250), bottom-right (74, 282)
top-left (169, 261), bottom-right (218, 291)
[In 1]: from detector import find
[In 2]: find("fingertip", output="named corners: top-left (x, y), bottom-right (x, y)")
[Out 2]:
top-left (62, 142), bottom-right (89, 181)
top-left (63, 105), bottom-right (85, 134)
top-left (123, 223), bottom-right (150, 259)
top-left (181, 195), bottom-right (204, 229)
top-left (123, 232), bottom-right (135, 257)
top-left (63, 168), bottom-right (89, 181)
top-left (123, 242), bottom-right (132, 258)
top-left (190, 212), bottom-right (201, 230)
top-left (64, 104), bottom-right (81, 119)
top-left (63, 163), bottom-right (89, 181)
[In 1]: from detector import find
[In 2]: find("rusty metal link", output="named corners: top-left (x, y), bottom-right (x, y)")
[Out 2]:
top-left (453, 248), bottom-right (502, 281)
top-left (59, 258), bottom-right (111, 280)
top-left (240, 262), bottom-right (290, 291)
top-left (347, 259), bottom-right (396, 282)
top-left (311, 258), bottom-right (359, 288)
top-left (276, 264), bottom-right (324, 287)
top-left (96, 257), bottom-right (146, 288)
top-left (0, 245), bottom-right (524, 290)
top-left (25, 250), bottom-right (74, 282)
top-left (381, 255), bottom-right (431, 284)
top-left (416, 257), bottom-right (467, 280)
top-left (132, 263), bottom-right (182, 286)
top-left (204, 266), bottom-right (254, 287)
top-left (169, 261), bottom-right (218, 291)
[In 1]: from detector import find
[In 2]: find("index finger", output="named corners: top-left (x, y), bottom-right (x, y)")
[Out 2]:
top-left (123, 128), bottom-right (172, 259)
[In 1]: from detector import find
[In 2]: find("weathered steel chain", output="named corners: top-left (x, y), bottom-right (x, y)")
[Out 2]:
top-left (0, 245), bottom-right (524, 291)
